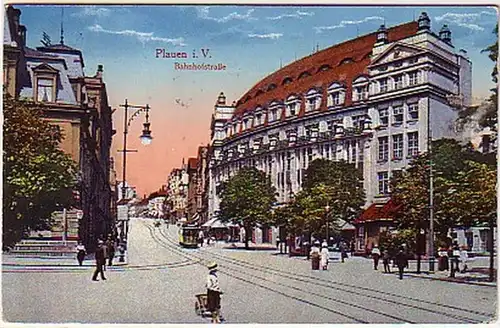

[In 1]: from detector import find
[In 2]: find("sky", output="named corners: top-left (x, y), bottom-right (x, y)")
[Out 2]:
top-left (16, 4), bottom-right (498, 197)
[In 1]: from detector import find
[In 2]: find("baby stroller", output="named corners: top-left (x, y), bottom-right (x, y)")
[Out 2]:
top-left (194, 293), bottom-right (225, 322)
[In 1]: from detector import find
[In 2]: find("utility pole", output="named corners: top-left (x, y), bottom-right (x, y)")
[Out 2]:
top-left (428, 110), bottom-right (435, 272)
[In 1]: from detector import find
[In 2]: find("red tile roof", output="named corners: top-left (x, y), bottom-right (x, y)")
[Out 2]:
top-left (188, 157), bottom-right (198, 170)
top-left (233, 21), bottom-right (418, 119)
top-left (354, 199), bottom-right (401, 224)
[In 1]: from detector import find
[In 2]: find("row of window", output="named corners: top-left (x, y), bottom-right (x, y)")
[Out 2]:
top-left (378, 102), bottom-right (419, 126)
top-left (378, 132), bottom-right (419, 161)
top-left (229, 71), bottom-right (423, 137)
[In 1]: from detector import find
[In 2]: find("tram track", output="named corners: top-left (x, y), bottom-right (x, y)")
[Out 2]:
top-left (152, 222), bottom-right (493, 324)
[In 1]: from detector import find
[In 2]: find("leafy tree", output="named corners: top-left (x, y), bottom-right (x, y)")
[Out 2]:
top-left (280, 159), bottom-right (365, 241)
top-left (3, 94), bottom-right (77, 247)
top-left (218, 167), bottom-right (277, 249)
top-left (391, 138), bottom-right (496, 248)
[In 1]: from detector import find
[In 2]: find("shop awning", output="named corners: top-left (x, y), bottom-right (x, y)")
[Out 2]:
top-left (354, 199), bottom-right (400, 224)
top-left (202, 218), bottom-right (239, 228)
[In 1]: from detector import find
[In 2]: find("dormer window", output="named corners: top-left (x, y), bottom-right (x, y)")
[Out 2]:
top-left (339, 57), bottom-right (353, 65)
top-left (255, 113), bottom-right (262, 126)
top-left (267, 84), bottom-right (277, 91)
top-left (318, 64), bottom-right (331, 72)
top-left (33, 63), bottom-right (58, 103)
top-left (305, 88), bottom-right (321, 112)
top-left (37, 78), bottom-right (54, 102)
top-left (353, 85), bottom-right (368, 101)
top-left (327, 82), bottom-right (345, 107)
top-left (298, 71), bottom-right (311, 79)
top-left (285, 96), bottom-right (300, 117)
top-left (282, 77), bottom-right (293, 85)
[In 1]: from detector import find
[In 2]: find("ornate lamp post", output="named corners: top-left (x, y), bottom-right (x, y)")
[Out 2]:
top-left (118, 99), bottom-right (153, 244)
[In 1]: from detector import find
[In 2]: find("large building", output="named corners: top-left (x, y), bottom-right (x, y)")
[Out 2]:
top-left (3, 6), bottom-right (116, 251)
top-left (166, 161), bottom-right (189, 222)
top-left (207, 13), bottom-right (472, 249)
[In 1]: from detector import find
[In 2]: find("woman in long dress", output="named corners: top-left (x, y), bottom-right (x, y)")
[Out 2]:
top-left (320, 241), bottom-right (329, 270)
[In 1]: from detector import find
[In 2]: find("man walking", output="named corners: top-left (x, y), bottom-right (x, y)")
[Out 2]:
top-left (395, 248), bottom-right (408, 280)
top-left (382, 249), bottom-right (391, 273)
top-left (92, 240), bottom-right (107, 281)
top-left (107, 237), bottom-right (116, 266)
top-left (206, 262), bottom-right (223, 323)
top-left (371, 245), bottom-right (381, 270)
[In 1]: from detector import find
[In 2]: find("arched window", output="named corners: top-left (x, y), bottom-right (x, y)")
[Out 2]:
top-left (305, 88), bottom-right (322, 112)
top-left (267, 83), bottom-right (277, 91)
top-left (298, 71), bottom-right (312, 79)
top-left (327, 82), bottom-right (346, 107)
top-left (317, 64), bottom-right (332, 72)
top-left (285, 94), bottom-right (300, 117)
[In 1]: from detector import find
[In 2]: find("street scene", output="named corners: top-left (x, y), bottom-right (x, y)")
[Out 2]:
top-left (2, 3), bottom-right (499, 325)
top-left (2, 218), bottom-right (497, 324)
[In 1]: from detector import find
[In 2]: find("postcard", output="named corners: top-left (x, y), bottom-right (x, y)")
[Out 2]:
top-left (2, 2), bottom-right (498, 325)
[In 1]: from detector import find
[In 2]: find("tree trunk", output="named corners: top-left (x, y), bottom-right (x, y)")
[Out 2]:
top-left (489, 215), bottom-right (495, 282)
top-left (244, 225), bottom-right (250, 250)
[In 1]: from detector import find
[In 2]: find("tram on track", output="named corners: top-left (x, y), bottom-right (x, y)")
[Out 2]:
top-left (179, 225), bottom-right (201, 248)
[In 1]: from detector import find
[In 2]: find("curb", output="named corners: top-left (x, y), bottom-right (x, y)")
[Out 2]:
top-left (404, 273), bottom-right (496, 287)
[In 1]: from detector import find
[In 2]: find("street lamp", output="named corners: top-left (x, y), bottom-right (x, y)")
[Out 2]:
top-left (118, 99), bottom-right (153, 244)
top-left (325, 203), bottom-right (331, 243)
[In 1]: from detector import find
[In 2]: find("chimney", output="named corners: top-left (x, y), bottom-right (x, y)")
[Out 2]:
top-left (95, 64), bottom-right (103, 78)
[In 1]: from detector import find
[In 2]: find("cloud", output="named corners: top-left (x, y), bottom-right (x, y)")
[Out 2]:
top-left (88, 25), bottom-right (186, 46)
top-left (248, 33), bottom-right (283, 39)
top-left (72, 6), bottom-right (111, 17)
top-left (196, 6), bottom-right (257, 23)
top-left (267, 10), bottom-right (315, 20)
top-left (434, 11), bottom-right (497, 32)
top-left (314, 16), bottom-right (384, 33)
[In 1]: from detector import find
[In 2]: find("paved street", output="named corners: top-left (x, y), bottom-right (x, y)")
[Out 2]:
top-left (2, 218), bottom-right (497, 324)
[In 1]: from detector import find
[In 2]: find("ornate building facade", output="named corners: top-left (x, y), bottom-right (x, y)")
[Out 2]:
top-left (166, 161), bottom-right (189, 222)
top-left (207, 14), bottom-right (472, 248)
top-left (3, 6), bottom-right (116, 251)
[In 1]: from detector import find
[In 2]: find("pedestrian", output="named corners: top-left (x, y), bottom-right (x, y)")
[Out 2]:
top-left (206, 262), bottom-right (223, 323)
top-left (106, 238), bottom-right (116, 266)
top-left (438, 247), bottom-right (449, 271)
top-left (460, 245), bottom-right (469, 273)
top-left (92, 240), bottom-right (107, 281)
top-left (451, 241), bottom-right (461, 272)
top-left (76, 241), bottom-right (86, 266)
top-left (395, 248), bottom-right (408, 280)
top-left (340, 241), bottom-right (348, 263)
top-left (371, 245), bottom-right (381, 270)
top-left (198, 229), bottom-right (205, 247)
top-left (382, 249), bottom-right (391, 273)
top-left (320, 241), bottom-right (329, 270)
top-left (310, 241), bottom-right (321, 270)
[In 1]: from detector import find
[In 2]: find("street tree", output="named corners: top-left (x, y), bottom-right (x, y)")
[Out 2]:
top-left (391, 138), bottom-right (496, 248)
top-left (284, 159), bottom-right (364, 241)
top-left (3, 94), bottom-right (77, 248)
top-left (218, 167), bottom-right (277, 249)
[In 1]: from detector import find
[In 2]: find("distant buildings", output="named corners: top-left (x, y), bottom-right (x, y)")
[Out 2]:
top-left (166, 161), bottom-right (189, 222)
top-left (3, 6), bottom-right (116, 251)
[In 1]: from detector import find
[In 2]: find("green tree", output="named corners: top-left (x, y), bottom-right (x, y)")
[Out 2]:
top-left (282, 159), bottom-right (365, 241)
top-left (218, 167), bottom-right (277, 249)
top-left (391, 139), bottom-right (496, 249)
top-left (3, 94), bottom-right (77, 247)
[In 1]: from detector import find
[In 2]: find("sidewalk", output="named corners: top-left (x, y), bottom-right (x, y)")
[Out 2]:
top-left (2, 252), bottom-right (128, 267)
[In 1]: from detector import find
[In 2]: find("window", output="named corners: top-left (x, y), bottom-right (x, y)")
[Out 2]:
top-left (408, 103), bottom-right (419, 120)
top-left (243, 119), bottom-right (248, 130)
top-left (37, 78), bottom-right (54, 102)
top-left (267, 84), bottom-right (277, 91)
top-left (380, 78), bottom-right (388, 93)
top-left (287, 102), bottom-right (297, 116)
top-left (409, 71), bottom-right (418, 86)
top-left (304, 125), bottom-right (313, 138)
top-left (393, 106), bottom-right (404, 125)
top-left (350, 140), bottom-right (357, 163)
top-left (408, 132), bottom-right (419, 156)
top-left (409, 57), bottom-right (418, 64)
top-left (255, 113), bottom-right (262, 126)
top-left (307, 148), bottom-right (313, 162)
top-left (307, 97), bottom-right (317, 111)
top-left (393, 134), bottom-right (403, 160)
top-left (378, 137), bottom-right (389, 161)
top-left (378, 171), bottom-right (389, 195)
top-left (352, 115), bottom-right (365, 130)
top-left (354, 85), bottom-right (368, 101)
top-left (270, 108), bottom-right (278, 122)
top-left (379, 109), bottom-right (389, 126)
top-left (394, 75), bottom-right (403, 90)
top-left (330, 92), bottom-right (341, 106)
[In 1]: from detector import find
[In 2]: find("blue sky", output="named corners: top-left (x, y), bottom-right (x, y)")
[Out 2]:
top-left (16, 4), bottom-right (499, 195)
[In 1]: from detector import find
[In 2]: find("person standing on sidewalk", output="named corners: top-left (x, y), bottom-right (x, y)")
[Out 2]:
top-left (460, 245), bottom-right (469, 273)
top-left (371, 245), bottom-right (381, 270)
top-left (76, 241), bottom-right (86, 266)
top-left (382, 249), bottom-right (391, 273)
top-left (320, 241), bottom-right (329, 270)
top-left (106, 237), bottom-right (116, 266)
top-left (92, 240), bottom-right (107, 281)
top-left (395, 248), bottom-right (408, 280)
top-left (198, 229), bottom-right (205, 247)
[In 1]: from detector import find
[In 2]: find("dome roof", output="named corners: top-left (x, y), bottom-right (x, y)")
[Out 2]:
top-left (232, 21), bottom-right (418, 119)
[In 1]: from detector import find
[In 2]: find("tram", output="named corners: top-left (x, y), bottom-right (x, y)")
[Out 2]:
top-left (179, 225), bottom-right (201, 248)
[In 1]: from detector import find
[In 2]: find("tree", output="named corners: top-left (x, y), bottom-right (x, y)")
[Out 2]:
top-left (391, 138), bottom-right (496, 249)
top-left (3, 94), bottom-right (77, 247)
top-left (218, 167), bottom-right (277, 249)
top-left (282, 159), bottom-right (365, 241)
